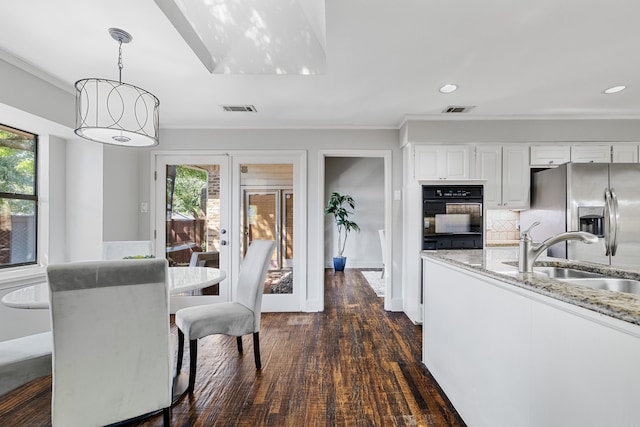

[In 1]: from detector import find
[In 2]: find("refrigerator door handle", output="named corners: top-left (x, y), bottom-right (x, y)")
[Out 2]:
top-left (610, 188), bottom-right (620, 256)
top-left (604, 188), bottom-right (613, 256)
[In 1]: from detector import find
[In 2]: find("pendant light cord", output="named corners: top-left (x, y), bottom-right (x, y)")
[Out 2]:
top-left (117, 39), bottom-right (124, 83)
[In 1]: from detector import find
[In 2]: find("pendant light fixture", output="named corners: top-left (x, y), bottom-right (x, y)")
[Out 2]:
top-left (74, 28), bottom-right (160, 147)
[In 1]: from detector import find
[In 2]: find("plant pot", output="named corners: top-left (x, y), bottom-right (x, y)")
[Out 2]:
top-left (333, 256), bottom-right (347, 272)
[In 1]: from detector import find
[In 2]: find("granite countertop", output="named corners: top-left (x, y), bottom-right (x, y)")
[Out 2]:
top-left (421, 249), bottom-right (640, 326)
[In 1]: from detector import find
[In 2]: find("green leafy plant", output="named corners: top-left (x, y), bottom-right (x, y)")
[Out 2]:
top-left (324, 192), bottom-right (360, 257)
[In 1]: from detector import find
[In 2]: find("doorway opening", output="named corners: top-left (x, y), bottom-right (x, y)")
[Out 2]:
top-left (318, 150), bottom-right (392, 312)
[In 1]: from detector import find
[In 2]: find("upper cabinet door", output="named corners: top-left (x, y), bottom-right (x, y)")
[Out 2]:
top-left (474, 145), bottom-right (502, 207)
top-left (442, 147), bottom-right (470, 180)
top-left (414, 147), bottom-right (439, 180)
top-left (570, 145), bottom-right (611, 163)
top-left (475, 145), bottom-right (529, 209)
top-left (414, 145), bottom-right (469, 180)
top-left (501, 145), bottom-right (530, 209)
top-left (530, 145), bottom-right (571, 166)
top-left (612, 145), bottom-right (639, 163)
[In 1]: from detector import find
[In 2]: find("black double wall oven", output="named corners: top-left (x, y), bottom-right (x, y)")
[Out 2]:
top-left (423, 185), bottom-right (484, 250)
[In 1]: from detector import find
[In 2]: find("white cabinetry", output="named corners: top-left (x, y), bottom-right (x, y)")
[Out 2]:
top-left (612, 145), bottom-right (639, 163)
top-left (530, 145), bottom-right (570, 166)
top-left (570, 145), bottom-right (611, 163)
top-left (423, 257), bottom-right (640, 427)
top-left (414, 145), bottom-right (469, 180)
top-left (474, 145), bottom-right (529, 209)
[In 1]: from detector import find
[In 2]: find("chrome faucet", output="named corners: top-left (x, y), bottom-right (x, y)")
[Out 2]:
top-left (518, 222), bottom-right (599, 273)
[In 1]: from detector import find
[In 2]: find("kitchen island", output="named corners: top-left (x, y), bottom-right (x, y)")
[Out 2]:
top-left (422, 248), bottom-right (640, 427)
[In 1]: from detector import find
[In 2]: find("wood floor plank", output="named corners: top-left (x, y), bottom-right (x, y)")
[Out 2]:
top-left (0, 269), bottom-right (465, 426)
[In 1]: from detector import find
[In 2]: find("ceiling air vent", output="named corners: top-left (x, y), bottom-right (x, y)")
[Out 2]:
top-left (442, 106), bottom-right (475, 114)
top-left (221, 105), bottom-right (257, 112)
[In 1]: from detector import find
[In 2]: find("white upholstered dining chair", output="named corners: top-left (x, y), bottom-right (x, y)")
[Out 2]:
top-left (46, 259), bottom-right (173, 427)
top-left (175, 240), bottom-right (275, 393)
top-left (189, 250), bottom-right (219, 267)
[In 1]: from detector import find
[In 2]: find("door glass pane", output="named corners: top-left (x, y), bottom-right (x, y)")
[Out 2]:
top-left (241, 164), bottom-right (293, 294)
top-left (247, 193), bottom-right (277, 243)
top-left (166, 164), bottom-right (220, 296)
top-left (283, 192), bottom-right (294, 267)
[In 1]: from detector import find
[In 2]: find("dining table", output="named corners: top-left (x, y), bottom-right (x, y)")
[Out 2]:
top-left (1, 266), bottom-right (226, 309)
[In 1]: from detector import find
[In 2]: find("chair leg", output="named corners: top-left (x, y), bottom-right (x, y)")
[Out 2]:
top-left (176, 329), bottom-right (185, 374)
top-left (188, 339), bottom-right (198, 393)
top-left (163, 407), bottom-right (171, 427)
top-left (253, 332), bottom-right (261, 370)
top-left (237, 336), bottom-right (243, 353)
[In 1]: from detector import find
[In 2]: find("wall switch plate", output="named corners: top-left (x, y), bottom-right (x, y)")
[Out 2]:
top-left (140, 202), bottom-right (148, 213)
top-left (394, 190), bottom-right (401, 201)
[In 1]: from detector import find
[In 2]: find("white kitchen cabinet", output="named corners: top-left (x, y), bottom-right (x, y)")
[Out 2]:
top-left (570, 145), bottom-right (611, 163)
top-left (612, 144), bottom-right (639, 163)
top-left (474, 145), bottom-right (529, 209)
top-left (423, 256), bottom-right (640, 427)
top-left (530, 145), bottom-right (570, 166)
top-left (414, 145), bottom-right (469, 180)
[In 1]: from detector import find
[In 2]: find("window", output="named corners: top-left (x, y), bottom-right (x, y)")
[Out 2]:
top-left (0, 124), bottom-right (37, 268)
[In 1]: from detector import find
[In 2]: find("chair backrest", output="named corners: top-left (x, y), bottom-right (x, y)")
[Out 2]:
top-left (102, 240), bottom-right (153, 260)
top-left (235, 240), bottom-right (275, 331)
top-left (47, 259), bottom-right (172, 427)
top-left (189, 251), bottom-right (220, 267)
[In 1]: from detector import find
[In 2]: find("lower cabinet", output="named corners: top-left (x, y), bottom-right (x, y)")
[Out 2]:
top-left (423, 258), bottom-right (640, 427)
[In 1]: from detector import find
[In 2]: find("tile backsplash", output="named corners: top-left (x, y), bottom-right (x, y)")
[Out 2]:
top-left (486, 209), bottom-right (521, 243)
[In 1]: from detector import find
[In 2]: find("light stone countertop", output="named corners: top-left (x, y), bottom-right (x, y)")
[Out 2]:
top-left (421, 248), bottom-right (640, 325)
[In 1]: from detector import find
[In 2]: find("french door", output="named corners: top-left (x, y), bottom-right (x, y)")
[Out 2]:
top-left (155, 154), bottom-right (230, 311)
top-left (234, 156), bottom-right (305, 312)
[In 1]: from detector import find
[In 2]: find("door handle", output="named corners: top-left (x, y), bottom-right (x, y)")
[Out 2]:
top-left (604, 188), bottom-right (613, 256)
top-left (610, 189), bottom-right (620, 256)
top-left (221, 240), bottom-right (228, 246)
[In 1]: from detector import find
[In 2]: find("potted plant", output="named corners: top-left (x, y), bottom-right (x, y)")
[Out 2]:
top-left (324, 192), bottom-right (360, 271)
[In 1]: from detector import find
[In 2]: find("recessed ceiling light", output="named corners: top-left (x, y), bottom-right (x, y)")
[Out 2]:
top-left (603, 85), bottom-right (627, 94)
top-left (439, 84), bottom-right (458, 94)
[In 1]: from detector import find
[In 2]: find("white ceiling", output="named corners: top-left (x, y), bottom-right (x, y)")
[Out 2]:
top-left (1, 0), bottom-right (640, 130)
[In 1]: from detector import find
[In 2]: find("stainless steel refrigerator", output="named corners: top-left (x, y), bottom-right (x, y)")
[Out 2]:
top-left (521, 163), bottom-right (640, 269)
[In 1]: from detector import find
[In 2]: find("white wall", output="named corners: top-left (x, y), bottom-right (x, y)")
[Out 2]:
top-left (401, 118), bottom-right (640, 145)
top-left (66, 139), bottom-right (103, 261)
top-left (0, 58), bottom-right (74, 129)
top-left (46, 135), bottom-right (67, 264)
top-left (324, 157), bottom-right (384, 268)
top-left (103, 145), bottom-right (143, 241)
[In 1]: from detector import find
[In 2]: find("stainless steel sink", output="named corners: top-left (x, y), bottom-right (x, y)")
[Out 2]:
top-left (532, 266), bottom-right (606, 279)
top-left (561, 278), bottom-right (640, 295)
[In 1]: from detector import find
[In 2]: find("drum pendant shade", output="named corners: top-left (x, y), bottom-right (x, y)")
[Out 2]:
top-left (74, 28), bottom-right (159, 147)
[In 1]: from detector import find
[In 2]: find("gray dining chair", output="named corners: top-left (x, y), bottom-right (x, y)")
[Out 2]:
top-left (47, 259), bottom-right (173, 427)
top-left (175, 240), bottom-right (275, 393)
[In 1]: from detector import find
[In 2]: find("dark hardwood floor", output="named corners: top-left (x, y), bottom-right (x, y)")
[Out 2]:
top-left (0, 269), bottom-right (464, 426)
